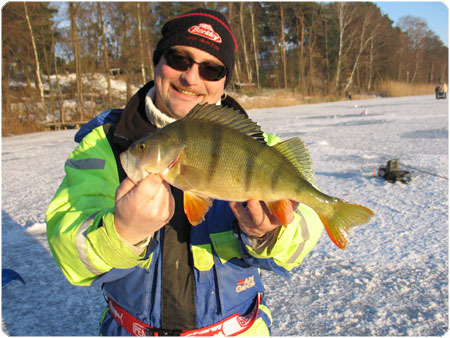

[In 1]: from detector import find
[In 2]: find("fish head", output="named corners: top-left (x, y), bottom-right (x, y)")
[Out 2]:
top-left (120, 132), bottom-right (185, 183)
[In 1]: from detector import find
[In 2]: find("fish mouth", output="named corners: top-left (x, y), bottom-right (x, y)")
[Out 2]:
top-left (119, 151), bottom-right (132, 178)
top-left (120, 151), bottom-right (138, 183)
top-left (119, 151), bottom-right (128, 170)
top-left (120, 151), bottom-right (150, 183)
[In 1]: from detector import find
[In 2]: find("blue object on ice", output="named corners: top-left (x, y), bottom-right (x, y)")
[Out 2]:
top-left (2, 269), bottom-right (25, 286)
top-left (74, 109), bottom-right (123, 143)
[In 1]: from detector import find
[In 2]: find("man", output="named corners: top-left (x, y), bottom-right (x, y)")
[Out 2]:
top-left (46, 8), bottom-right (324, 336)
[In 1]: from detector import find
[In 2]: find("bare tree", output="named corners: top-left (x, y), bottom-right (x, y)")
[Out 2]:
top-left (34, 4), bottom-right (56, 117)
top-left (367, 35), bottom-right (376, 91)
top-left (23, 2), bottom-right (45, 110)
top-left (69, 2), bottom-right (84, 120)
top-left (296, 7), bottom-right (305, 91)
top-left (142, 2), bottom-right (155, 80)
top-left (136, 3), bottom-right (146, 84)
top-left (239, 3), bottom-right (252, 83)
top-left (279, 3), bottom-right (287, 89)
top-left (227, 2), bottom-right (241, 85)
top-left (332, 2), bottom-right (356, 93)
top-left (306, 4), bottom-right (321, 94)
top-left (2, 52), bottom-right (12, 117)
top-left (398, 16), bottom-right (432, 83)
top-left (249, 3), bottom-right (260, 88)
top-left (343, 5), bottom-right (379, 93)
top-left (394, 32), bottom-right (410, 82)
top-left (50, 22), bottom-right (65, 125)
top-left (97, 3), bottom-right (112, 106)
top-left (323, 12), bottom-right (331, 94)
top-left (366, 11), bottom-right (392, 91)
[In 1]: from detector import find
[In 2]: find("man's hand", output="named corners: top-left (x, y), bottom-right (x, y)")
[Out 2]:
top-left (229, 199), bottom-right (298, 238)
top-left (114, 174), bottom-right (175, 245)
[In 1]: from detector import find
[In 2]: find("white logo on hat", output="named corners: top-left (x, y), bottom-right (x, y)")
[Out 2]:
top-left (188, 23), bottom-right (222, 43)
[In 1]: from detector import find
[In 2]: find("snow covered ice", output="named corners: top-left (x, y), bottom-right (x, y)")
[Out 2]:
top-left (2, 95), bottom-right (448, 335)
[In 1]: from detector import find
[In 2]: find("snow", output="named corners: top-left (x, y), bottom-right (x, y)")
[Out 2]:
top-left (10, 73), bottom-right (139, 95)
top-left (10, 73), bottom-right (141, 123)
top-left (2, 95), bottom-right (448, 336)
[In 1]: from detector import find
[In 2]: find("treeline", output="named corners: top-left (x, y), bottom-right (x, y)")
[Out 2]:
top-left (2, 2), bottom-right (448, 134)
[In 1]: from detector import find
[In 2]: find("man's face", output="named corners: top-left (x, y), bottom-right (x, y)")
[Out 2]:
top-left (154, 45), bottom-right (226, 120)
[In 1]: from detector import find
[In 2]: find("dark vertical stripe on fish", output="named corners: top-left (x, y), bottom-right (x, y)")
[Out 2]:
top-left (244, 142), bottom-right (257, 192)
top-left (207, 124), bottom-right (222, 184)
top-left (271, 162), bottom-right (284, 192)
top-left (294, 178), bottom-right (304, 198)
top-left (178, 120), bottom-right (187, 145)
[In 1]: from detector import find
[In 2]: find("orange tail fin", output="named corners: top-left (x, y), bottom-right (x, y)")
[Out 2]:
top-left (320, 201), bottom-right (375, 250)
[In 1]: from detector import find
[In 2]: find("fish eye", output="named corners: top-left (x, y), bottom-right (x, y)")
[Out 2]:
top-left (138, 143), bottom-right (146, 151)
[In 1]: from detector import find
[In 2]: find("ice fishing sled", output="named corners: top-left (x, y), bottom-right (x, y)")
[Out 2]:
top-left (378, 159), bottom-right (411, 184)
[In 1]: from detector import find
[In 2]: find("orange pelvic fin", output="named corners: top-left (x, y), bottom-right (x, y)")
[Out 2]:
top-left (266, 199), bottom-right (292, 227)
top-left (183, 192), bottom-right (213, 226)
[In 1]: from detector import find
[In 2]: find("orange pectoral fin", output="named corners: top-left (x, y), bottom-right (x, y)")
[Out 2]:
top-left (183, 192), bottom-right (213, 226)
top-left (266, 199), bottom-right (292, 227)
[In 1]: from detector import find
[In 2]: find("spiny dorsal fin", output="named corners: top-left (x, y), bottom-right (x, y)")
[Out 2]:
top-left (273, 137), bottom-right (315, 184)
top-left (185, 104), bottom-right (265, 144)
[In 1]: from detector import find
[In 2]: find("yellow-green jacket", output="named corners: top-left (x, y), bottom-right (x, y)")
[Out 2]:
top-left (46, 81), bottom-right (324, 335)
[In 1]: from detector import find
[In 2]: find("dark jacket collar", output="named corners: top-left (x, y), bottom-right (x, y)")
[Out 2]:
top-left (113, 80), bottom-right (157, 150)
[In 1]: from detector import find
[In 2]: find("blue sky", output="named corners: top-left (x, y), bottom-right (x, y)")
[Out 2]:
top-left (375, 1), bottom-right (448, 46)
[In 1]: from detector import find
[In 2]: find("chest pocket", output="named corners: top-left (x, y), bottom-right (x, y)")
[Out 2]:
top-left (191, 231), bottom-right (242, 271)
top-left (210, 231), bottom-right (242, 263)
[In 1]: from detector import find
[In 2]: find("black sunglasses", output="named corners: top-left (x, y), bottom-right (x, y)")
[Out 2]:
top-left (164, 49), bottom-right (227, 82)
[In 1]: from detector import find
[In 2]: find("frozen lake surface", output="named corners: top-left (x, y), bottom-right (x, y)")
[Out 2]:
top-left (2, 95), bottom-right (448, 335)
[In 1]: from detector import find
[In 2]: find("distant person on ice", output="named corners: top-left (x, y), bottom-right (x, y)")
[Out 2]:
top-left (46, 8), bottom-right (324, 336)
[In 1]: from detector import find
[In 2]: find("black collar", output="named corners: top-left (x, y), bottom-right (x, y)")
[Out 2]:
top-left (113, 80), bottom-right (157, 151)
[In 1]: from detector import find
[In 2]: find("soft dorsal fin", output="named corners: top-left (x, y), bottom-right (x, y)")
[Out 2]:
top-left (185, 104), bottom-right (265, 144)
top-left (273, 137), bottom-right (315, 184)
